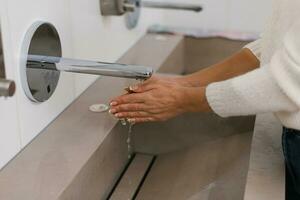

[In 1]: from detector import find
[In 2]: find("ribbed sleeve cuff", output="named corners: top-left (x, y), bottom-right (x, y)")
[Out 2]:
top-left (206, 79), bottom-right (250, 118)
top-left (244, 39), bottom-right (261, 60)
top-left (206, 67), bottom-right (297, 118)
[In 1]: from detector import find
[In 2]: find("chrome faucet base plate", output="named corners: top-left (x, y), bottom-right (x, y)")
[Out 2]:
top-left (125, 0), bottom-right (141, 29)
top-left (21, 21), bottom-right (62, 102)
top-left (21, 22), bottom-right (153, 103)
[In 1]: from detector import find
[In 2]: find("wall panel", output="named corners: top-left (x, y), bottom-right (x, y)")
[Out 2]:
top-left (227, 0), bottom-right (273, 33)
top-left (6, 0), bottom-right (76, 147)
top-left (160, 0), bottom-right (273, 34)
top-left (0, 0), bottom-right (21, 169)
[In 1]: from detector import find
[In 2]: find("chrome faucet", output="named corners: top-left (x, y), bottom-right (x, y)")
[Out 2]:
top-left (141, 1), bottom-right (202, 12)
top-left (101, 0), bottom-right (202, 16)
top-left (100, 0), bottom-right (202, 29)
top-left (21, 22), bottom-right (153, 103)
top-left (27, 55), bottom-right (153, 80)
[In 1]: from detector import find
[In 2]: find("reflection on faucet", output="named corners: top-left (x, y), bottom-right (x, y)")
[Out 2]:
top-left (27, 55), bottom-right (153, 80)
top-left (141, 1), bottom-right (202, 12)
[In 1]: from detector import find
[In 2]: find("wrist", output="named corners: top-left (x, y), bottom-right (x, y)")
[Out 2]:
top-left (175, 76), bottom-right (194, 87)
top-left (181, 87), bottom-right (211, 113)
top-left (176, 73), bottom-right (211, 87)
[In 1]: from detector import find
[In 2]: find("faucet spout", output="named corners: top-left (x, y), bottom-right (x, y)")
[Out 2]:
top-left (27, 55), bottom-right (153, 80)
top-left (141, 1), bottom-right (202, 12)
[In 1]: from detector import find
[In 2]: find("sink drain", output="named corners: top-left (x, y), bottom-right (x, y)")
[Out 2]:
top-left (89, 104), bottom-right (109, 113)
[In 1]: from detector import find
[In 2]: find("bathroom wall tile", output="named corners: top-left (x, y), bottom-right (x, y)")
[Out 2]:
top-left (6, 0), bottom-right (76, 147)
top-left (0, 98), bottom-right (20, 169)
top-left (160, 0), bottom-right (229, 31)
top-left (160, 0), bottom-right (272, 34)
top-left (0, 0), bottom-right (21, 169)
top-left (227, 0), bottom-right (273, 33)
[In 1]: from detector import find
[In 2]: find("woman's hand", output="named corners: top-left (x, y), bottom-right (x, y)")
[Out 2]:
top-left (109, 76), bottom-right (211, 124)
top-left (139, 75), bottom-right (193, 87)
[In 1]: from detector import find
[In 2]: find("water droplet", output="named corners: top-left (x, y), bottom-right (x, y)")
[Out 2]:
top-left (120, 119), bottom-right (127, 126)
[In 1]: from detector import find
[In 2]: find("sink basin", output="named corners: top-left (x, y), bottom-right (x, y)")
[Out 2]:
top-left (133, 113), bottom-right (254, 200)
top-left (114, 36), bottom-right (255, 200)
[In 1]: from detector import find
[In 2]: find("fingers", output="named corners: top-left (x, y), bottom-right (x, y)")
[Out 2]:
top-left (128, 76), bottom-right (160, 93)
top-left (128, 117), bottom-right (156, 124)
top-left (111, 93), bottom-right (146, 106)
top-left (114, 111), bottom-right (150, 119)
top-left (129, 82), bottom-right (157, 93)
top-left (109, 103), bottom-right (147, 114)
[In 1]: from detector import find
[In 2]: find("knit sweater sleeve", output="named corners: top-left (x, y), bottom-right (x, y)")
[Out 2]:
top-left (244, 39), bottom-right (262, 60)
top-left (206, 21), bottom-right (300, 117)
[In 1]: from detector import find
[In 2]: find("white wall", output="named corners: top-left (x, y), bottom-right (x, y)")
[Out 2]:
top-left (158, 0), bottom-right (273, 34)
top-left (0, 0), bottom-right (273, 170)
top-left (0, 0), bottom-right (22, 170)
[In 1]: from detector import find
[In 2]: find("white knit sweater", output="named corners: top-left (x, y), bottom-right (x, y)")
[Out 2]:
top-left (206, 0), bottom-right (300, 130)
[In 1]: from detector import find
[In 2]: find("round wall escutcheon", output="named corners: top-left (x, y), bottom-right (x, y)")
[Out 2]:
top-left (20, 22), bottom-right (62, 103)
top-left (125, 0), bottom-right (141, 29)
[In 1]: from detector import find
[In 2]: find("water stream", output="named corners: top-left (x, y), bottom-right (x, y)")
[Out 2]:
top-left (127, 122), bottom-right (135, 159)
top-left (120, 119), bottom-right (135, 159)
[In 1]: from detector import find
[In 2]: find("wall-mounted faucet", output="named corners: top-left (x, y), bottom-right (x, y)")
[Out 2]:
top-left (100, 0), bottom-right (202, 29)
top-left (101, 0), bottom-right (202, 15)
top-left (27, 55), bottom-right (153, 80)
top-left (21, 22), bottom-right (153, 103)
top-left (0, 26), bottom-right (15, 97)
